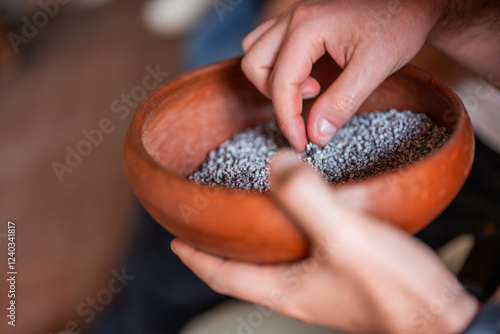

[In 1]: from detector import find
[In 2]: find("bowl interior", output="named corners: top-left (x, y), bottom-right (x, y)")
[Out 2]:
top-left (142, 63), bottom-right (274, 177)
top-left (142, 56), bottom-right (457, 179)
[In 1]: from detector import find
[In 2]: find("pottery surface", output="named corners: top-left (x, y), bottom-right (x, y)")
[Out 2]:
top-left (124, 56), bottom-right (474, 263)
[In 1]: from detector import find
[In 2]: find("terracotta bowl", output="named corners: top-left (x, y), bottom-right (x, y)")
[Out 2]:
top-left (124, 56), bottom-right (474, 263)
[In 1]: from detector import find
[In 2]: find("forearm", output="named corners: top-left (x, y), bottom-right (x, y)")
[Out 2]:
top-left (428, 0), bottom-right (500, 85)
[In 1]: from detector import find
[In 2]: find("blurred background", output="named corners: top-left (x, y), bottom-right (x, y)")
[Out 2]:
top-left (0, 0), bottom-right (498, 334)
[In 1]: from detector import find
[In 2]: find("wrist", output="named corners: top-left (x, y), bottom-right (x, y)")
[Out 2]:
top-left (426, 0), bottom-right (500, 46)
top-left (426, 0), bottom-right (500, 80)
top-left (397, 0), bottom-right (450, 46)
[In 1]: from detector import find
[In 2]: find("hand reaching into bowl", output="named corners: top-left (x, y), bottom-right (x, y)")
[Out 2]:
top-left (241, 0), bottom-right (440, 152)
top-left (240, 0), bottom-right (500, 152)
top-left (172, 151), bottom-right (479, 334)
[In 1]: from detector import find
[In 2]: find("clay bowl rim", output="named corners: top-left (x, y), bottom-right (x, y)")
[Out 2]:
top-left (127, 56), bottom-right (472, 203)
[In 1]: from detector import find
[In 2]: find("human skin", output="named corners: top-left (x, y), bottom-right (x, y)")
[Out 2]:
top-left (172, 0), bottom-right (500, 333)
top-left (172, 152), bottom-right (479, 334)
top-left (241, 0), bottom-right (500, 152)
top-left (241, 0), bottom-right (443, 152)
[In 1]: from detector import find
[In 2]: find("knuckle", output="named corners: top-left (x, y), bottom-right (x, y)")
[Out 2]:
top-left (204, 273), bottom-right (228, 295)
top-left (209, 282), bottom-right (227, 295)
top-left (241, 56), bottom-right (252, 76)
top-left (326, 94), bottom-right (358, 119)
top-left (268, 70), bottom-right (280, 98)
top-left (243, 54), bottom-right (272, 97)
top-left (289, 4), bottom-right (316, 29)
top-left (241, 36), bottom-right (252, 53)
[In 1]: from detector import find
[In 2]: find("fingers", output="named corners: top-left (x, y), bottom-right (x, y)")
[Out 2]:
top-left (242, 5), bottom-right (394, 150)
top-left (270, 150), bottom-right (362, 241)
top-left (299, 76), bottom-right (321, 99)
top-left (306, 52), bottom-right (392, 146)
top-left (241, 19), bottom-right (288, 99)
top-left (241, 11), bottom-right (324, 152)
top-left (171, 239), bottom-right (285, 303)
top-left (269, 27), bottom-right (326, 152)
top-left (242, 18), bottom-right (278, 53)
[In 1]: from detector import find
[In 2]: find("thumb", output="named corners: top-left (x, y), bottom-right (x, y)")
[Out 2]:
top-left (269, 150), bottom-right (360, 243)
top-left (307, 53), bottom-right (392, 147)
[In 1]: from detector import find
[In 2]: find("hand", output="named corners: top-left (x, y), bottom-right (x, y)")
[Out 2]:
top-left (171, 151), bottom-right (479, 334)
top-left (241, 0), bottom-right (443, 152)
top-left (260, 0), bottom-right (300, 21)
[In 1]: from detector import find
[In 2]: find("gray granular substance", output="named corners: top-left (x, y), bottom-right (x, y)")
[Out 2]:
top-left (189, 109), bottom-right (450, 192)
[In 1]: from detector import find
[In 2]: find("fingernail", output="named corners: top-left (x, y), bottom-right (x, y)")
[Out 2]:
top-left (272, 150), bottom-right (300, 174)
top-left (271, 151), bottom-right (302, 188)
top-left (302, 94), bottom-right (316, 100)
top-left (317, 119), bottom-right (337, 146)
